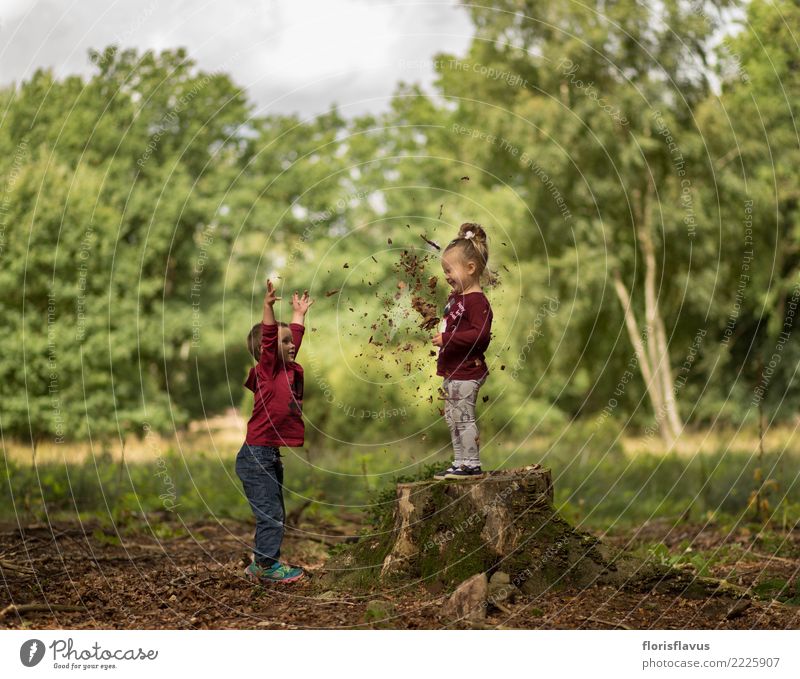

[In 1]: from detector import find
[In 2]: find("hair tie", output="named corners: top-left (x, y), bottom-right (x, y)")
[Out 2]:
top-left (464, 230), bottom-right (475, 239)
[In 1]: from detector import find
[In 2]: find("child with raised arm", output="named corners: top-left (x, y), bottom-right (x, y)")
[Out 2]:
top-left (236, 280), bottom-right (313, 583)
top-left (432, 223), bottom-right (494, 480)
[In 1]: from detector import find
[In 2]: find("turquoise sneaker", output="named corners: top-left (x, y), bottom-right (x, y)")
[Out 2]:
top-left (245, 561), bottom-right (304, 583)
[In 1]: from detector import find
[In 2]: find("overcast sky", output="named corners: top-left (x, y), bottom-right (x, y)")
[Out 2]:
top-left (0, 0), bottom-right (474, 118)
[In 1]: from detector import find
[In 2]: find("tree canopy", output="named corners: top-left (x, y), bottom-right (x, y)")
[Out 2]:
top-left (1, 0), bottom-right (798, 449)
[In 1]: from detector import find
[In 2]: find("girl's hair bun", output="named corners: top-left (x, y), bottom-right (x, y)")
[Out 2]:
top-left (457, 222), bottom-right (487, 244)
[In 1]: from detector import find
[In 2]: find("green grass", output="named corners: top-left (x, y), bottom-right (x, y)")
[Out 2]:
top-left (643, 542), bottom-right (719, 577)
top-left (2, 440), bottom-right (800, 531)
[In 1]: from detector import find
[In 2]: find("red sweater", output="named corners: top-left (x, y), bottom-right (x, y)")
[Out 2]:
top-left (436, 291), bottom-right (493, 380)
top-left (244, 323), bottom-right (305, 447)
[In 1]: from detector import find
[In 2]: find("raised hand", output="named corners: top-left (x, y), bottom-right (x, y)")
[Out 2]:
top-left (291, 290), bottom-right (315, 316)
top-left (264, 279), bottom-right (281, 307)
top-left (262, 279), bottom-right (281, 325)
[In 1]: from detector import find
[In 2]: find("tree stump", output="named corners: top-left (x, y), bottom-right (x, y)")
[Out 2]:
top-left (325, 465), bottom-right (666, 593)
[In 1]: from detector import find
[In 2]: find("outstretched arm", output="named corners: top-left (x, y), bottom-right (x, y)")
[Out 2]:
top-left (263, 279), bottom-right (280, 325)
top-left (259, 280), bottom-right (281, 374)
top-left (290, 290), bottom-right (314, 356)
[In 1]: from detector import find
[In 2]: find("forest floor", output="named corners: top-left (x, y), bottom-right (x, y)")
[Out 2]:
top-left (2, 515), bottom-right (800, 630)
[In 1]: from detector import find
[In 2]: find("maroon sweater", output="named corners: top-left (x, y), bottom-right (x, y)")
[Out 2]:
top-left (244, 323), bottom-right (305, 447)
top-left (436, 291), bottom-right (493, 380)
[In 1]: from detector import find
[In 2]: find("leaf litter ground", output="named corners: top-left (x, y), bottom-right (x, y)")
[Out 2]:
top-left (2, 517), bottom-right (799, 629)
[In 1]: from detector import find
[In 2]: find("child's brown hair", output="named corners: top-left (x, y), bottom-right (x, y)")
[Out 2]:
top-left (444, 222), bottom-right (497, 285)
top-left (247, 321), bottom-right (289, 360)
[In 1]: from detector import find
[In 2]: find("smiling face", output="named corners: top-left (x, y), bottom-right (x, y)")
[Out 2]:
top-left (277, 326), bottom-right (296, 364)
top-left (441, 248), bottom-right (478, 294)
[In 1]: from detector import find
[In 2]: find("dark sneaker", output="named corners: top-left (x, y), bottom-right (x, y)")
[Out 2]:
top-left (245, 561), bottom-right (304, 583)
top-left (445, 465), bottom-right (484, 479)
top-left (434, 464), bottom-right (457, 480)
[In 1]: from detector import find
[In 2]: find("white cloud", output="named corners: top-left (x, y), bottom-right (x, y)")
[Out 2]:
top-left (0, 0), bottom-right (473, 116)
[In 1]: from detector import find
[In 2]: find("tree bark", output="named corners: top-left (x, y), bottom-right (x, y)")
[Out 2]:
top-left (324, 469), bottom-right (747, 604)
top-left (638, 183), bottom-right (683, 440)
top-left (325, 467), bottom-right (659, 593)
top-left (612, 270), bottom-right (673, 447)
top-left (611, 183), bottom-right (683, 447)
top-left (655, 305), bottom-right (683, 437)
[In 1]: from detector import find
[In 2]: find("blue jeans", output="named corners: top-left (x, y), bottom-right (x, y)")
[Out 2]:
top-left (235, 444), bottom-right (285, 566)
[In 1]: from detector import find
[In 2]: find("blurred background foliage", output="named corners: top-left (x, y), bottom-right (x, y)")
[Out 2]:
top-left (2, 0), bottom-right (800, 524)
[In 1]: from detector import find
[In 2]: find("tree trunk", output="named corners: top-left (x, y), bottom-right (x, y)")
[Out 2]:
top-left (324, 468), bottom-right (749, 604)
top-left (612, 271), bottom-right (674, 448)
top-left (636, 184), bottom-right (683, 441)
top-left (655, 306), bottom-right (683, 436)
top-left (325, 467), bottom-right (660, 593)
top-left (608, 183), bottom-right (683, 447)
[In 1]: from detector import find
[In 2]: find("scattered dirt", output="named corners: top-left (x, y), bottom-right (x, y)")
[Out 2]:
top-left (411, 296), bottom-right (439, 331)
top-left (419, 235), bottom-right (441, 250)
top-left (396, 249), bottom-right (440, 331)
top-left (2, 519), bottom-right (799, 629)
top-left (363, 247), bottom-right (442, 383)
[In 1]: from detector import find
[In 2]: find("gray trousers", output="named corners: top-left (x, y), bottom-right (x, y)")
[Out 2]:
top-left (443, 376), bottom-right (486, 468)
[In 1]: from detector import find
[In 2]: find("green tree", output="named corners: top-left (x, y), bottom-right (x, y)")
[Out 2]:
top-left (711, 0), bottom-right (800, 419)
top-left (0, 47), bottom-right (253, 441)
top-left (385, 0), bottom-right (742, 445)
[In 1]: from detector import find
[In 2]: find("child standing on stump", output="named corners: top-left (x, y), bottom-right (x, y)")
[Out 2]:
top-left (236, 280), bottom-right (313, 583)
top-left (432, 223), bottom-right (494, 480)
